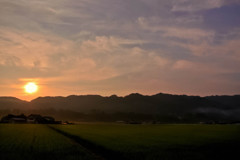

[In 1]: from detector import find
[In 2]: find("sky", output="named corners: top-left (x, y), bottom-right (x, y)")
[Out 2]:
top-left (0, 0), bottom-right (240, 100)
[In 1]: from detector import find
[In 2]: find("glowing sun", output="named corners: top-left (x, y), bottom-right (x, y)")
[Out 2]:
top-left (24, 82), bottom-right (38, 94)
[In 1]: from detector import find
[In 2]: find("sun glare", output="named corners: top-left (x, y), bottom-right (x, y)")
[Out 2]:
top-left (24, 82), bottom-right (38, 94)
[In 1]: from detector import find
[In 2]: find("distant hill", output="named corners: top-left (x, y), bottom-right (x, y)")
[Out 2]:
top-left (206, 95), bottom-right (240, 109)
top-left (0, 97), bottom-right (28, 110)
top-left (29, 93), bottom-right (239, 113)
top-left (0, 93), bottom-right (240, 123)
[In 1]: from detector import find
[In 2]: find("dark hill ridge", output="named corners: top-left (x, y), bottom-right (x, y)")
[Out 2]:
top-left (206, 95), bottom-right (240, 109)
top-left (29, 93), bottom-right (211, 113)
top-left (0, 97), bottom-right (28, 110)
top-left (0, 93), bottom-right (240, 122)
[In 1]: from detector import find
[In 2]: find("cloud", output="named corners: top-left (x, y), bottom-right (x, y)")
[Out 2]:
top-left (171, 0), bottom-right (240, 12)
top-left (137, 17), bottom-right (215, 42)
top-left (0, 28), bottom-right (73, 67)
top-left (0, 27), bottom-right (171, 94)
top-left (171, 0), bottom-right (224, 12)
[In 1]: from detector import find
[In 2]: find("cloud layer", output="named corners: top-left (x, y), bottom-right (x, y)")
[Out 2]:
top-left (0, 0), bottom-right (240, 100)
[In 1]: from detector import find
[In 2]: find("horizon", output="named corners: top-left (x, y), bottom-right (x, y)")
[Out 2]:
top-left (1, 0), bottom-right (240, 101)
top-left (1, 91), bottom-right (240, 102)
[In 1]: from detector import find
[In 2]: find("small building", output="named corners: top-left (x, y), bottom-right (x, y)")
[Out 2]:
top-left (1, 114), bottom-right (27, 123)
top-left (27, 114), bottom-right (45, 124)
top-left (1, 114), bottom-right (59, 124)
top-left (27, 114), bottom-right (56, 124)
top-left (43, 116), bottom-right (55, 122)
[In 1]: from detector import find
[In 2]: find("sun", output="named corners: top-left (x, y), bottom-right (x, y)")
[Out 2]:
top-left (24, 82), bottom-right (38, 94)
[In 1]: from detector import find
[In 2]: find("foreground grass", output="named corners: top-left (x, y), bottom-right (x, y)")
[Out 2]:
top-left (53, 124), bottom-right (240, 160)
top-left (0, 124), bottom-right (98, 160)
top-left (1, 124), bottom-right (240, 160)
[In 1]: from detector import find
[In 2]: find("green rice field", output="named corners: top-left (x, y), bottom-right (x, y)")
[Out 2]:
top-left (1, 124), bottom-right (240, 160)
top-left (0, 124), bottom-right (99, 160)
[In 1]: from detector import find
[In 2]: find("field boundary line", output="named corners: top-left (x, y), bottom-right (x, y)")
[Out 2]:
top-left (47, 125), bottom-right (125, 160)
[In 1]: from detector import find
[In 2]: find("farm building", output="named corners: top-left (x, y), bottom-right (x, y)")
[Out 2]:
top-left (1, 114), bottom-right (60, 124)
top-left (27, 114), bottom-right (57, 124)
top-left (1, 114), bottom-right (27, 123)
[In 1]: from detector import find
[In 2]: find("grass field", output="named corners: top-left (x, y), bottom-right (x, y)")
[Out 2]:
top-left (0, 124), bottom-right (100, 160)
top-left (52, 124), bottom-right (240, 160)
top-left (1, 124), bottom-right (240, 160)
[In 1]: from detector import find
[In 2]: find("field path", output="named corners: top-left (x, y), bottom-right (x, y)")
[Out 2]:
top-left (47, 125), bottom-right (110, 160)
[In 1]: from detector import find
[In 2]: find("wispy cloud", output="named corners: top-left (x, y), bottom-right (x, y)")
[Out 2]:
top-left (171, 0), bottom-right (224, 12)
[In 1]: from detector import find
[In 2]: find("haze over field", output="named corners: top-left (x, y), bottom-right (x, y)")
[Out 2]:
top-left (0, 0), bottom-right (240, 100)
